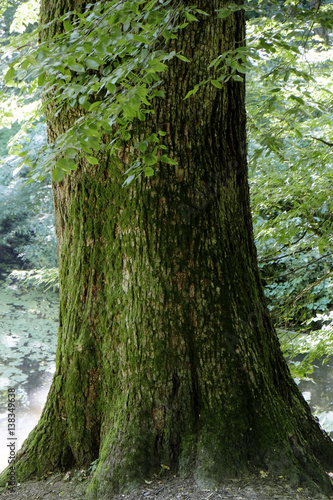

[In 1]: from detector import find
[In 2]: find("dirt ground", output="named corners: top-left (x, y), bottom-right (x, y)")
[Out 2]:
top-left (0, 470), bottom-right (333, 500)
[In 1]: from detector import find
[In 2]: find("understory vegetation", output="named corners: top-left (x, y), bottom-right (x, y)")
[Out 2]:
top-left (0, 0), bottom-right (333, 380)
top-left (247, 1), bottom-right (333, 378)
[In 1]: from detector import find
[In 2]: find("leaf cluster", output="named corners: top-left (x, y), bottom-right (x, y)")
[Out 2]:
top-left (1, 0), bottom-right (204, 183)
top-left (247, 1), bottom-right (333, 375)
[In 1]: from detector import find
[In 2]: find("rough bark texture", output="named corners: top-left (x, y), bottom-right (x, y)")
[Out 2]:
top-left (1, 1), bottom-right (333, 498)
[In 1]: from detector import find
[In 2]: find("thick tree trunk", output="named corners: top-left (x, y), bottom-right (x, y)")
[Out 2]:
top-left (2, 0), bottom-right (333, 498)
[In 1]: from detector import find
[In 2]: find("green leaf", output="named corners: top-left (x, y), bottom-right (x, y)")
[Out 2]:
top-left (211, 79), bottom-right (222, 89)
top-left (153, 90), bottom-right (165, 98)
top-left (160, 155), bottom-right (177, 165)
top-left (79, 95), bottom-right (87, 105)
top-left (57, 157), bottom-right (76, 170)
top-left (176, 54), bottom-right (191, 63)
top-left (86, 58), bottom-right (103, 70)
top-left (106, 83), bottom-right (116, 94)
top-left (64, 20), bottom-right (73, 31)
top-left (52, 167), bottom-right (66, 182)
top-left (27, 55), bottom-right (38, 67)
top-left (137, 110), bottom-right (145, 121)
top-left (100, 121), bottom-right (113, 133)
top-left (184, 85), bottom-right (200, 99)
top-left (84, 136), bottom-right (100, 150)
top-left (195, 9), bottom-right (209, 16)
top-left (289, 95), bottom-right (305, 105)
top-left (217, 8), bottom-right (232, 19)
top-left (5, 67), bottom-right (16, 83)
top-left (66, 148), bottom-right (77, 159)
top-left (68, 64), bottom-right (85, 73)
top-left (163, 31), bottom-right (177, 40)
top-left (232, 74), bottom-right (243, 82)
top-left (86, 156), bottom-right (99, 165)
top-left (148, 61), bottom-right (168, 72)
top-left (137, 141), bottom-right (148, 153)
top-left (83, 42), bottom-right (93, 53)
top-left (80, 143), bottom-right (92, 154)
top-left (38, 72), bottom-right (46, 86)
top-left (121, 131), bottom-right (131, 140)
top-left (84, 125), bottom-right (100, 137)
top-left (144, 167), bottom-right (154, 177)
top-left (184, 12), bottom-right (199, 22)
top-left (143, 153), bottom-right (158, 166)
top-left (5, 80), bottom-right (16, 87)
top-left (89, 101), bottom-right (102, 111)
top-left (95, 42), bottom-right (107, 58)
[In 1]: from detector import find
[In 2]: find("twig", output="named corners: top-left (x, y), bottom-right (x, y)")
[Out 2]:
top-left (310, 136), bottom-right (333, 147)
top-left (293, 270), bottom-right (333, 304)
top-left (277, 251), bottom-right (333, 279)
top-left (258, 231), bottom-right (308, 264)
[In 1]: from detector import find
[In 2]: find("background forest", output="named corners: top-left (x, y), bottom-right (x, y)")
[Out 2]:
top-left (0, 0), bottom-right (333, 429)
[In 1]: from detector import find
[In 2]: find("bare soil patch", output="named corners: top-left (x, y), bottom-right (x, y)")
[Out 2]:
top-left (1, 471), bottom-right (332, 500)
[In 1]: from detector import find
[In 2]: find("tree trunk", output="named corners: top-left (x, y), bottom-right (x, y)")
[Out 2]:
top-left (2, 0), bottom-right (333, 498)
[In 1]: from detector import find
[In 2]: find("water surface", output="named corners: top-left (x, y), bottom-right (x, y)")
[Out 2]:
top-left (0, 278), bottom-right (58, 472)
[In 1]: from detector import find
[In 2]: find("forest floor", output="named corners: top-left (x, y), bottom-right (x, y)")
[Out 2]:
top-left (0, 470), bottom-right (332, 500)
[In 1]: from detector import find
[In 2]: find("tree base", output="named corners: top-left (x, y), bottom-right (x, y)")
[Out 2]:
top-left (84, 425), bottom-right (333, 499)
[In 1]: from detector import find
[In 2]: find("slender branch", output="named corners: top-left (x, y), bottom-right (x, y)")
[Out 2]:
top-left (277, 251), bottom-right (333, 279)
top-left (293, 270), bottom-right (333, 304)
top-left (310, 136), bottom-right (333, 147)
top-left (259, 247), bottom-right (311, 265)
top-left (258, 231), bottom-right (308, 264)
top-left (302, 0), bottom-right (323, 49)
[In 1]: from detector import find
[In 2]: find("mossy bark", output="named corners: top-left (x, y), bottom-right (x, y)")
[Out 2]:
top-left (1, 0), bottom-right (332, 498)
